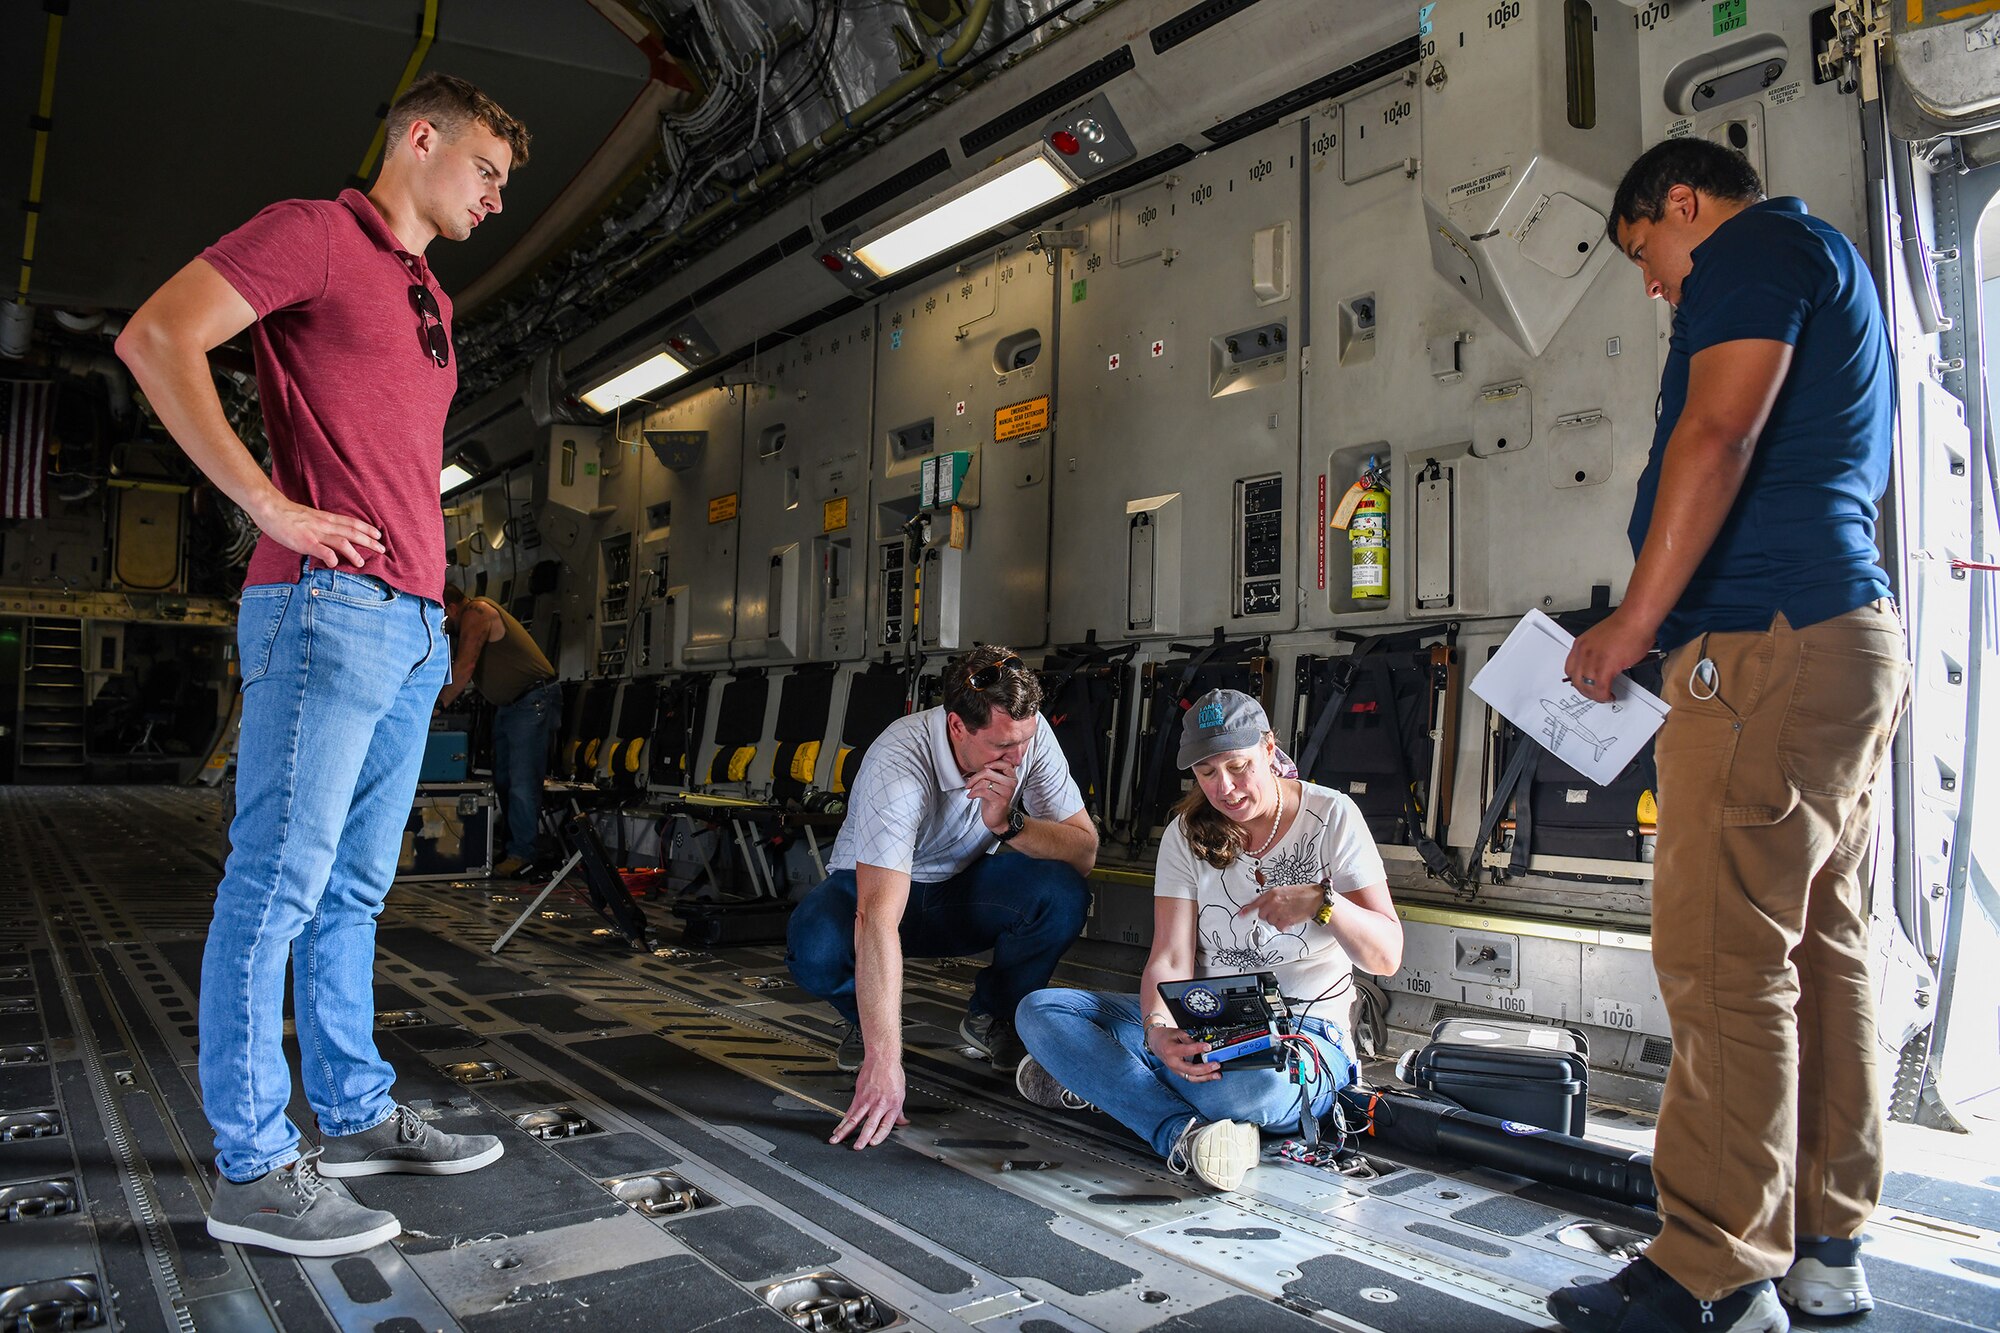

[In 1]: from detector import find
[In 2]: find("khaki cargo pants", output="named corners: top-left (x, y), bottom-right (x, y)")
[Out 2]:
top-left (1647, 599), bottom-right (1909, 1300)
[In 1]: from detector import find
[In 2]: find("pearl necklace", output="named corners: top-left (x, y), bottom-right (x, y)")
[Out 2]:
top-left (1247, 780), bottom-right (1285, 884)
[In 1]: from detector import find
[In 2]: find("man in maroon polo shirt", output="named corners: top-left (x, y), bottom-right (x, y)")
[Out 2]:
top-left (117, 74), bottom-right (529, 1257)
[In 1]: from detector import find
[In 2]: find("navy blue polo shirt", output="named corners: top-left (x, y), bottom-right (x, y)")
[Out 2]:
top-left (1628, 197), bottom-right (1893, 651)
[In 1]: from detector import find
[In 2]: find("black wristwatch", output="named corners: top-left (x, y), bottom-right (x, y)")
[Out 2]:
top-left (995, 807), bottom-right (1027, 843)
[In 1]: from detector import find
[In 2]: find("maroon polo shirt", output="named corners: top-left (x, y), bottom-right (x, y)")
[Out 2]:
top-left (201, 188), bottom-right (455, 601)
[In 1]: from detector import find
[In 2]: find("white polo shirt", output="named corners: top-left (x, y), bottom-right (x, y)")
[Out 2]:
top-left (828, 706), bottom-right (1084, 882)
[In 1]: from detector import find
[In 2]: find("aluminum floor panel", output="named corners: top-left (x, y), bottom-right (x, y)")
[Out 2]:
top-left (4, 787), bottom-right (1999, 1333)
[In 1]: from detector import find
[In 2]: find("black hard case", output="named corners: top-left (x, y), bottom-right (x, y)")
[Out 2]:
top-left (1407, 1017), bottom-right (1589, 1136)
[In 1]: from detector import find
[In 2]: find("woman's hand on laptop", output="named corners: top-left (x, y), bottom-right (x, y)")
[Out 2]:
top-left (1146, 1024), bottom-right (1221, 1083)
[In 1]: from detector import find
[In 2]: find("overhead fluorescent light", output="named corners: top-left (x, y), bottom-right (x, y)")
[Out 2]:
top-left (439, 462), bottom-right (474, 494)
top-left (851, 143), bottom-right (1080, 279)
top-left (579, 348), bottom-right (691, 414)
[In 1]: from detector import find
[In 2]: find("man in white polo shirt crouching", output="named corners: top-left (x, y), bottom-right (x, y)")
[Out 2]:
top-left (787, 645), bottom-right (1098, 1151)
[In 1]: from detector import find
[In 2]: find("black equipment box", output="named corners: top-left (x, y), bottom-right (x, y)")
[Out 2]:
top-left (1404, 1017), bottom-right (1588, 1136)
top-left (398, 783), bottom-right (495, 881)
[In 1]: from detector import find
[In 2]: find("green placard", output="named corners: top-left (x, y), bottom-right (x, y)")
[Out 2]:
top-left (1712, 0), bottom-right (1746, 34)
top-left (1071, 279), bottom-right (1087, 304)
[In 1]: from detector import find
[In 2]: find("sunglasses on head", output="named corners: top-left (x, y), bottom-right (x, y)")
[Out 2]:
top-left (966, 655), bottom-right (1025, 691)
top-left (409, 283), bottom-right (449, 368)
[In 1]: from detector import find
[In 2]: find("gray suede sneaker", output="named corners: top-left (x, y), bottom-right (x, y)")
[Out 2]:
top-left (1015, 1054), bottom-right (1096, 1111)
top-left (206, 1149), bottom-right (401, 1257)
top-left (318, 1104), bottom-right (504, 1178)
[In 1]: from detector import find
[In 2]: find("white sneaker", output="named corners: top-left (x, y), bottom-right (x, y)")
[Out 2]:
top-left (1778, 1255), bottom-right (1874, 1317)
top-left (1166, 1117), bottom-right (1261, 1191)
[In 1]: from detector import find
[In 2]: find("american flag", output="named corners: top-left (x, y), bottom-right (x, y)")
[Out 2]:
top-left (2, 379), bottom-right (54, 520)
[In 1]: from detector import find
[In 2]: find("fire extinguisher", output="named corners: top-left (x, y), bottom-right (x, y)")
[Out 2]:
top-left (1348, 458), bottom-right (1389, 599)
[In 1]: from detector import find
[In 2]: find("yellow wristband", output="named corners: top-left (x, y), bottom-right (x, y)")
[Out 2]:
top-left (1314, 879), bottom-right (1335, 926)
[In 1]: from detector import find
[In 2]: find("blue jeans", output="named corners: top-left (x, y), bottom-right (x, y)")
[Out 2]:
top-left (785, 856), bottom-right (1090, 1027)
top-left (201, 569), bottom-right (448, 1182)
top-left (492, 678), bottom-right (559, 861)
top-left (1015, 988), bottom-right (1354, 1159)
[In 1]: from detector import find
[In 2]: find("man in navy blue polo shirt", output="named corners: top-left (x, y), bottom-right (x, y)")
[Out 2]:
top-left (1555, 140), bottom-right (1910, 1331)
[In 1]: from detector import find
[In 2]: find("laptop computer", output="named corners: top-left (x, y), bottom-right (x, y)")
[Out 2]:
top-left (1157, 972), bottom-right (1292, 1068)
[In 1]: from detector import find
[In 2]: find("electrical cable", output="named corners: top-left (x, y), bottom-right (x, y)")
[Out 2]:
top-left (455, 0), bottom-right (1098, 401)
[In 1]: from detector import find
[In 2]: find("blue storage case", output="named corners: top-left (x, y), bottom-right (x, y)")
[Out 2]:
top-left (421, 729), bottom-right (471, 782)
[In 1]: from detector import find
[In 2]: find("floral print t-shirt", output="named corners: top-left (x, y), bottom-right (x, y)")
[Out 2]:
top-left (1155, 781), bottom-right (1386, 1023)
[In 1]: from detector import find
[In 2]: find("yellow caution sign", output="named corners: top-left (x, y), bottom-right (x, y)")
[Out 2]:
top-left (994, 395), bottom-right (1051, 442)
top-left (823, 495), bottom-right (849, 532)
top-left (708, 493), bottom-right (739, 523)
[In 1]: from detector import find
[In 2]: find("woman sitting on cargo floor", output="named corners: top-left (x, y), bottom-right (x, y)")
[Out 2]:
top-left (1014, 688), bottom-right (1403, 1192)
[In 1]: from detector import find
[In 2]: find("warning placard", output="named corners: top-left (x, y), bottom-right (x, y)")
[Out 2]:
top-left (708, 493), bottom-right (739, 523)
top-left (994, 395), bottom-right (1051, 442)
top-left (822, 495), bottom-right (849, 532)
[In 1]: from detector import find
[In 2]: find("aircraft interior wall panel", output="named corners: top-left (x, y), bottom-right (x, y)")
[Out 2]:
top-left (734, 314), bottom-right (876, 666)
top-left (638, 386), bottom-right (746, 666)
top-left (1416, 0), bottom-right (1639, 359)
top-left (1390, 921), bottom-right (1668, 1057)
top-left (1879, 130), bottom-right (1960, 979)
top-left (870, 244), bottom-right (1057, 653)
top-left (1631, 0), bottom-right (1869, 247)
top-left (590, 425), bottom-right (644, 679)
top-left (1578, 937), bottom-right (1672, 1044)
top-left (1303, 105), bottom-right (1662, 631)
top-left (1049, 119), bottom-right (1306, 645)
top-left (448, 470), bottom-right (523, 642)
top-left (637, 537), bottom-right (676, 674)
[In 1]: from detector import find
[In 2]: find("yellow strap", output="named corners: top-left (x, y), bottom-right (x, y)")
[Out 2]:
top-left (727, 746), bottom-right (755, 782)
top-left (584, 738), bottom-right (601, 769)
top-left (356, 0), bottom-right (439, 182)
top-left (566, 740), bottom-right (581, 770)
top-left (832, 747), bottom-right (852, 794)
top-left (624, 738), bottom-right (645, 773)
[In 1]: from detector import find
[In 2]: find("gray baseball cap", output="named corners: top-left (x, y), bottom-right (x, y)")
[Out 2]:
top-left (1177, 688), bottom-right (1271, 768)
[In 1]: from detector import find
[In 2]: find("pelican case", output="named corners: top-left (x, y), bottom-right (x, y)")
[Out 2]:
top-left (1406, 1017), bottom-right (1589, 1136)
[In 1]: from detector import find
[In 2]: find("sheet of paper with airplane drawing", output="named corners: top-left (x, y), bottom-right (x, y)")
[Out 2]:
top-left (1468, 608), bottom-right (1669, 786)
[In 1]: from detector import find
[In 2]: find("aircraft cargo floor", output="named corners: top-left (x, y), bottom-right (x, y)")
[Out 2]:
top-left (3, 787), bottom-right (1997, 1332)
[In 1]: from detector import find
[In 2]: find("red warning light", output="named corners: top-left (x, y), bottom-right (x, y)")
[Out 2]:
top-left (1050, 131), bottom-right (1080, 155)
top-left (819, 253), bottom-right (845, 272)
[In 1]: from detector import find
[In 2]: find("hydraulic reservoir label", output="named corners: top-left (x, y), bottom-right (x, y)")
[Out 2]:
top-left (994, 396), bottom-right (1050, 442)
top-left (708, 493), bottom-right (738, 523)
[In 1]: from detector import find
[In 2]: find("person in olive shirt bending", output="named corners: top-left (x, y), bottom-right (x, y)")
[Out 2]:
top-left (439, 584), bottom-right (560, 877)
